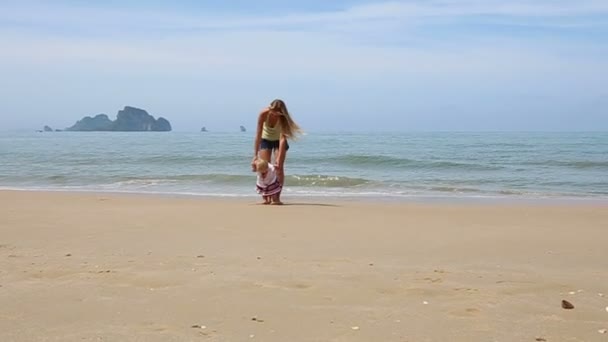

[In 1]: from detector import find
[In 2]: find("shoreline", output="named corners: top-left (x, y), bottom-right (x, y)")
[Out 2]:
top-left (2, 187), bottom-right (607, 206)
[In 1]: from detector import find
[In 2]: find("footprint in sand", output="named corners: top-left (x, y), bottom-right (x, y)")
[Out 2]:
top-left (28, 269), bottom-right (80, 280)
top-left (288, 282), bottom-right (312, 289)
top-left (141, 322), bottom-right (183, 333)
top-left (450, 308), bottom-right (481, 317)
top-left (255, 281), bottom-right (312, 290)
top-left (453, 287), bottom-right (479, 293)
top-left (376, 287), bottom-right (441, 297)
top-left (422, 277), bottom-right (443, 284)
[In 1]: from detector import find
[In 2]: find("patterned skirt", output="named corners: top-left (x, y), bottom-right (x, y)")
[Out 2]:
top-left (256, 180), bottom-right (282, 196)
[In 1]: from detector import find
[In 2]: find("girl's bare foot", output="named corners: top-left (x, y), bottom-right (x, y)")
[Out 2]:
top-left (271, 201), bottom-right (283, 205)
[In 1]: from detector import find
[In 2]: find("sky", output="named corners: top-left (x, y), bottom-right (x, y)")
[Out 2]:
top-left (0, 0), bottom-right (607, 132)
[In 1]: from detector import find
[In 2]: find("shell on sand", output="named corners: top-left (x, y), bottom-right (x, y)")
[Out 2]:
top-left (561, 300), bottom-right (575, 309)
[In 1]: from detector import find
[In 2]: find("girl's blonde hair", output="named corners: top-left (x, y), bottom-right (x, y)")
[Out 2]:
top-left (255, 159), bottom-right (269, 173)
top-left (269, 99), bottom-right (302, 140)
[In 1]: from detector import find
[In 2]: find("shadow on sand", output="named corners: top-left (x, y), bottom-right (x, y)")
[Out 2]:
top-left (283, 202), bottom-right (340, 207)
top-left (249, 202), bottom-right (340, 207)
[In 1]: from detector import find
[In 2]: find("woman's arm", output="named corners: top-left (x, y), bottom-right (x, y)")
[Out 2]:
top-left (253, 110), bottom-right (267, 157)
top-left (251, 109), bottom-right (267, 170)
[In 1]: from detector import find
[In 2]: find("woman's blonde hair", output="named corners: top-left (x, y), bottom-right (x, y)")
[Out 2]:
top-left (269, 99), bottom-right (302, 140)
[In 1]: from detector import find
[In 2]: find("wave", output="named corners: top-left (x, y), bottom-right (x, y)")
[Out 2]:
top-left (287, 175), bottom-right (370, 187)
top-left (53, 154), bottom-right (248, 166)
top-left (35, 154), bottom-right (608, 172)
top-left (521, 160), bottom-right (608, 169)
top-left (100, 173), bottom-right (372, 188)
top-left (428, 186), bottom-right (481, 193)
top-left (47, 175), bottom-right (68, 181)
top-left (298, 154), bottom-right (502, 171)
top-left (105, 174), bottom-right (251, 186)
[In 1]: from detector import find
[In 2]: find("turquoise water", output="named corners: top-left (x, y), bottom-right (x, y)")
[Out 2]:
top-left (1, 131), bottom-right (607, 200)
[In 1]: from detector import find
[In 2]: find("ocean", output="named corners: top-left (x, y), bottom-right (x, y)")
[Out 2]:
top-left (1, 131), bottom-right (607, 201)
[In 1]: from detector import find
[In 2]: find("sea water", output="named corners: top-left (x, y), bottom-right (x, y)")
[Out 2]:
top-left (1, 131), bottom-right (607, 201)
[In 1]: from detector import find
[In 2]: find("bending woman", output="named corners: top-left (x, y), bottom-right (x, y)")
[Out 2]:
top-left (251, 99), bottom-right (302, 191)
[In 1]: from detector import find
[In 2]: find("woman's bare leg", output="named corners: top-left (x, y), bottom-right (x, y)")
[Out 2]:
top-left (258, 149), bottom-right (272, 163)
top-left (275, 145), bottom-right (287, 203)
top-left (271, 193), bottom-right (283, 205)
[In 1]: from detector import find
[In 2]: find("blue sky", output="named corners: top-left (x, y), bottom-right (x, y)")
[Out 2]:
top-left (1, 0), bottom-right (607, 131)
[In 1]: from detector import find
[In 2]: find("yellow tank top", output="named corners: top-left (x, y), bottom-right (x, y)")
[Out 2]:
top-left (261, 114), bottom-right (281, 141)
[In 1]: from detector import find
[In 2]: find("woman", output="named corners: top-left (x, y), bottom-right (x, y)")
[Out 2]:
top-left (251, 99), bottom-right (302, 197)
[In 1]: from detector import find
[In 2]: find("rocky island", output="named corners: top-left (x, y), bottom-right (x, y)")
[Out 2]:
top-left (66, 106), bottom-right (172, 132)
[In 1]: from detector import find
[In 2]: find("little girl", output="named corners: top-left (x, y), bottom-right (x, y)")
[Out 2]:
top-left (255, 159), bottom-right (283, 205)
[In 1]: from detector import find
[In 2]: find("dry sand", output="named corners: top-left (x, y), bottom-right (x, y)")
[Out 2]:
top-left (0, 190), bottom-right (607, 341)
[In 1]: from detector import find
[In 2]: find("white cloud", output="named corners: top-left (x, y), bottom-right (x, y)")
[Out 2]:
top-left (1, 1), bottom-right (607, 34)
top-left (2, 27), bottom-right (604, 82)
top-left (0, 1), bottom-right (605, 85)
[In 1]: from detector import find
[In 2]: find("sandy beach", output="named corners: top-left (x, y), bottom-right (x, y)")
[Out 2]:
top-left (0, 190), bottom-right (607, 341)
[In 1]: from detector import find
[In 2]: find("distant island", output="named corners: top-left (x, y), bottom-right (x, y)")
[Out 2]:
top-left (240, 125), bottom-right (246, 132)
top-left (66, 106), bottom-right (172, 132)
top-left (37, 125), bottom-right (62, 132)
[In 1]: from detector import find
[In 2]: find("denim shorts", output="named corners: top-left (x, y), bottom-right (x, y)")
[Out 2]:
top-left (260, 138), bottom-right (289, 151)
